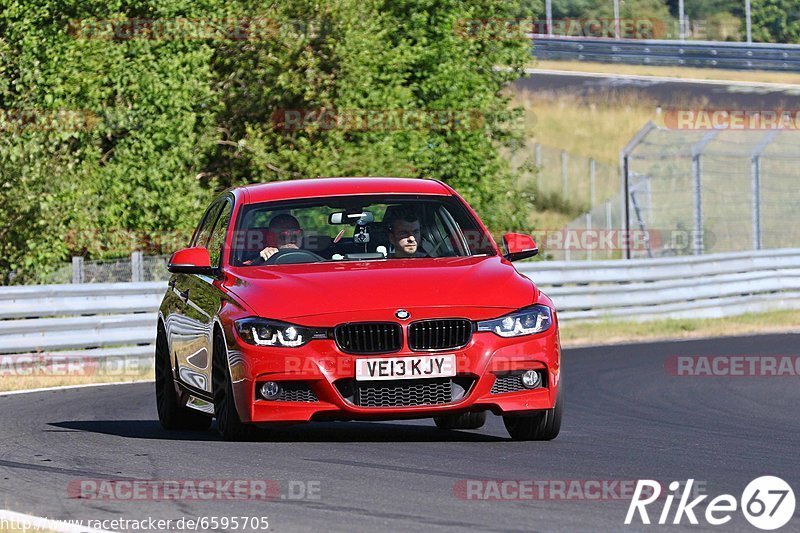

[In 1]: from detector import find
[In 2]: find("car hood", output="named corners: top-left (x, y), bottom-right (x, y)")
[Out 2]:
top-left (225, 256), bottom-right (536, 324)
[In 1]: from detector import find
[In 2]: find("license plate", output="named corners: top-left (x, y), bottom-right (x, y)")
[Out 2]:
top-left (355, 354), bottom-right (457, 381)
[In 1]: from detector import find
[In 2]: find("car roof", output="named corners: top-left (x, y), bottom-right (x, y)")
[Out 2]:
top-left (235, 177), bottom-right (452, 204)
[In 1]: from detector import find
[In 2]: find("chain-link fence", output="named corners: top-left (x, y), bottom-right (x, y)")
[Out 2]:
top-left (43, 253), bottom-right (171, 284)
top-left (511, 142), bottom-right (619, 213)
top-left (544, 122), bottom-right (800, 261)
top-left (622, 122), bottom-right (800, 259)
top-left (509, 141), bottom-right (623, 260)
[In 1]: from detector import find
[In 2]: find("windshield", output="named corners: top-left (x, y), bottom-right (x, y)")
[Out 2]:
top-left (230, 195), bottom-right (496, 266)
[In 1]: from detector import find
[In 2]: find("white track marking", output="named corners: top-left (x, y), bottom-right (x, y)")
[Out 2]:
top-left (0, 380), bottom-right (152, 397)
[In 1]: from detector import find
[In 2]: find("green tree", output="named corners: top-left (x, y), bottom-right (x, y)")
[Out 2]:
top-left (0, 0), bottom-right (533, 283)
top-left (0, 0), bottom-right (222, 281)
top-left (752, 0), bottom-right (800, 43)
top-left (516, 0), bottom-right (545, 17)
top-left (209, 0), bottom-right (533, 230)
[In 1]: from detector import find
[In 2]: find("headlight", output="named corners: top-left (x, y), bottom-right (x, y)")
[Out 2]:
top-left (476, 305), bottom-right (553, 337)
top-left (235, 318), bottom-right (326, 348)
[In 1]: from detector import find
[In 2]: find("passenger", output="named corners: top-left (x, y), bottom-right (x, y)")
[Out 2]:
top-left (386, 207), bottom-right (426, 258)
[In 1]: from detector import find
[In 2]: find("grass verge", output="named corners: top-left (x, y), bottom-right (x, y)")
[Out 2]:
top-left (531, 60), bottom-right (800, 86)
top-left (0, 365), bottom-right (154, 393)
top-left (511, 91), bottom-right (657, 166)
top-left (560, 309), bottom-right (800, 348)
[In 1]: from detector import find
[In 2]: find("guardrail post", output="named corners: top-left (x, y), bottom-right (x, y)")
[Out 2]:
top-left (561, 150), bottom-right (568, 197)
top-left (71, 256), bottom-right (84, 284)
top-left (605, 203), bottom-right (613, 259)
top-left (131, 251), bottom-right (144, 282)
top-left (586, 213), bottom-right (592, 261)
top-left (692, 154), bottom-right (704, 255)
top-left (589, 158), bottom-right (596, 208)
top-left (751, 155), bottom-right (762, 250)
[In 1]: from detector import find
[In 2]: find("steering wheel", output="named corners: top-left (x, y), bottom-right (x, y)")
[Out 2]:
top-left (265, 248), bottom-right (325, 265)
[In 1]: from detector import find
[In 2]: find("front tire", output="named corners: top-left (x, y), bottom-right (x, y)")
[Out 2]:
top-left (433, 411), bottom-right (487, 430)
top-left (155, 325), bottom-right (212, 431)
top-left (212, 332), bottom-right (255, 441)
top-left (503, 389), bottom-right (562, 441)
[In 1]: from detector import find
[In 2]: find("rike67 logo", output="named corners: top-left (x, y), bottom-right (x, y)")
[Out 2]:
top-left (625, 477), bottom-right (795, 530)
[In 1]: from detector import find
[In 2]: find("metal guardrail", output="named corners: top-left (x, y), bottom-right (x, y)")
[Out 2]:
top-left (532, 36), bottom-right (800, 71)
top-left (0, 282), bottom-right (165, 358)
top-left (518, 248), bottom-right (800, 321)
top-left (1, 248), bottom-right (799, 360)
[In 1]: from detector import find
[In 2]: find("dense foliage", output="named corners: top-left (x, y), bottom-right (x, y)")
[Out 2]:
top-left (0, 0), bottom-right (531, 283)
top-left (751, 0), bottom-right (800, 44)
top-left (1, 0), bottom-right (794, 283)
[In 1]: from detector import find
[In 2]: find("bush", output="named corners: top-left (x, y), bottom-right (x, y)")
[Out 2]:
top-left (0, 0), bottom-right (533, 283)
top-left (705, 12), bottom-right (742, 42)
top-left (752, 0), bottom-right (800, 44)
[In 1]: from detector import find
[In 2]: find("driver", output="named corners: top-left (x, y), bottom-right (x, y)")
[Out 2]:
top-left (386, 207), bottom-right (426, 258)
top-left (246, 214), bottom-right (303, 264)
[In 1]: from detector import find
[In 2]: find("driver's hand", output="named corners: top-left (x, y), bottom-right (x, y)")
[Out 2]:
top-left (258, 244), bottom-right (299, 261)
top-left (259, 247), bottom-right (279, 261)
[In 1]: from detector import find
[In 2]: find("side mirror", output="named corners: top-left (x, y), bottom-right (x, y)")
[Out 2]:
top-left (503, 233), bottom-right (538, 262)
top-left (168, 247), bottom-right (214, 275)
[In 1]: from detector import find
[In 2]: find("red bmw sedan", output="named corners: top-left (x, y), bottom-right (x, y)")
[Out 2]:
top-left (157, 177), bottom-right (562, 441)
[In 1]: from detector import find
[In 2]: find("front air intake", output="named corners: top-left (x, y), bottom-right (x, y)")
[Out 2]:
top-left (334, 322), bottom-right (403, 354)
top-left (408, 319), bottom-right (472, 351)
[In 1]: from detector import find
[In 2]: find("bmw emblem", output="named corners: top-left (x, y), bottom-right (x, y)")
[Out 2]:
top-left (395, 309), bottom-right (410, 320)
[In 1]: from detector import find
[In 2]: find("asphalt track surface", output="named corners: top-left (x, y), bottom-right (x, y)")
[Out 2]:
top-left (1, 333), bottom-right (798, 532)
top-left (515, 71), bottom-right (800, 109)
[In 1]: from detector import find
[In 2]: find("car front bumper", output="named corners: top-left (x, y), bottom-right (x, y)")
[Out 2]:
top-left (225, 324), bottom-right (561, 424)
